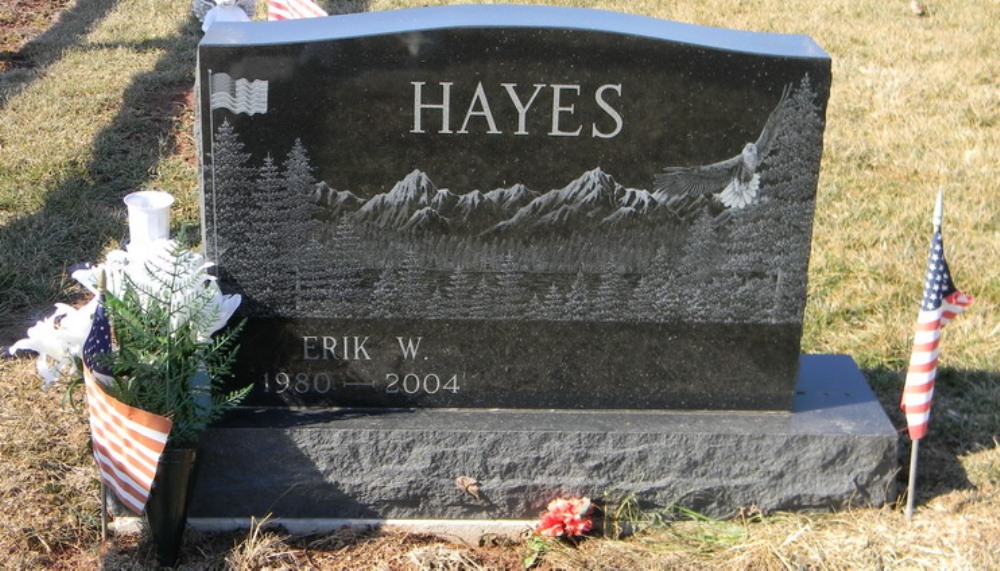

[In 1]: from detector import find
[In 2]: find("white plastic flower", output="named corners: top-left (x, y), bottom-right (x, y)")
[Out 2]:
top-left (70, 240), bottom-right (242, 343)
top-left (201, 288), bottom-right (242, 341)
top-left (136, 242), bottom-right (241, 342)
top-left (8, 300), bottom-right (97, 388)
top-left (14, 240), bottom-right (242, 389)
top-left (71, 249), bottom-right (128, 299)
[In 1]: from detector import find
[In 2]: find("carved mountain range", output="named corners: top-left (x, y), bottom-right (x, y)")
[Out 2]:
top-left (318, 168), bottom-right (711, 235)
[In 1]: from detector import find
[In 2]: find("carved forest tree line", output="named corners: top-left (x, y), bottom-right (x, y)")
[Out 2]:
top-left (206, 76), bottom-right (822, 324)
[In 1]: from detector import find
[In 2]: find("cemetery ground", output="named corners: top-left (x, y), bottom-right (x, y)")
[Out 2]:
top-left (0, 0), bottom-right (995, 568)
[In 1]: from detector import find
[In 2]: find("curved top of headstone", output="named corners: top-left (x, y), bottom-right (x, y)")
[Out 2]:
top-left (201, 4), bottom-right (828, 60)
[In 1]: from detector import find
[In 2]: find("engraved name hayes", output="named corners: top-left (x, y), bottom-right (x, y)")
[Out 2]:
top-left (410, 81), bottom-right (624, 138)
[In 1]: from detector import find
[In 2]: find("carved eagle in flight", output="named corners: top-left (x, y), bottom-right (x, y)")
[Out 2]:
top-left (654, 86), bottom-right (791, 210)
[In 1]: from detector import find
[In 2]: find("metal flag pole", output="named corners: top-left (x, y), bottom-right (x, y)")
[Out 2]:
top-left (208, 69), bottom-right (220, 264)
top-left (905, 438), bottom-right (919, 521)
top-left (100, 480), bottom-right (108, 541)
top-left (906, 188), bottom-right (944, 522)
top-left (96, 268), bottom-right (108, 541)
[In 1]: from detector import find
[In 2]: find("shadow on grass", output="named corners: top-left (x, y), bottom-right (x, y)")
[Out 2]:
top-left (0, 0), bottom-right (129, 334)
top-left (102, 524), bottom-right (422, 569)
top-left (862, 364), bottom-right (999, 506)
top-left (0, 0), bottom-right (369, 95)
top-left (0, 0), bottom-right (122, 107)
top-left (0, 1), bottom-right (377, 344)
top-left (0, 9), bottom-right (203, 341)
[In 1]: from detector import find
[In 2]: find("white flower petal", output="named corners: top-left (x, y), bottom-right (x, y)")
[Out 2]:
top-left (14, 308), bottom-right (69, 359)
top-left (36, 356), bottom-right (61, 389)
top-left (57, 299), bottom-right (98, 349)
top-left (71, 266), bottom-right (101, 296)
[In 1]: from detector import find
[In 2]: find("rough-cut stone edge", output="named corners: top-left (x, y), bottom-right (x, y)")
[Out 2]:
top-left (172, 354), bottom-right (896, 521)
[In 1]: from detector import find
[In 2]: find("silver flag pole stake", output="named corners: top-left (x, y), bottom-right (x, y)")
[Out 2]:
top-left (100, 479), bottom-right (108, 541)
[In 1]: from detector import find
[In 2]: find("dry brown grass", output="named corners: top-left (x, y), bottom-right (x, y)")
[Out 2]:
top-left (1, 354), bottom-right (997, 568)
top-left (0, 360), bottom-right (101, 569)
top-left (0, 0), bottom-right (997, 569)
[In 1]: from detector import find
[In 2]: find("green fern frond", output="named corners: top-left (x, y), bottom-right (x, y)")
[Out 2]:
top-left (101, 245), bottom-right (250, 448)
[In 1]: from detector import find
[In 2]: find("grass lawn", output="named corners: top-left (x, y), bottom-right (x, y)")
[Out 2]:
top-left (0, 0), bottom-right (996, 568)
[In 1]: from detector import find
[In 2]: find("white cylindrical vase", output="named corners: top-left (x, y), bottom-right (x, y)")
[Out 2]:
top-left (124, 191), bottom-right (174, 251)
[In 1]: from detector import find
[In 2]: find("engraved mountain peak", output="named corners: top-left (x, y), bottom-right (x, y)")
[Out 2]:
top-left (483, 183), bottom-right (539, 212)
top-left (455, 189), bottom-right (487, 213)
top-left (327, 167), bottom-right (708, 235)
top-left (601, 205), bottom-right (639, 226)
top-left (313, 182), bottom-right (364, 216)
top-left (620, 188), bottom-right (655, 212)
top-left (485, 167), bottom-right (628, 234)
top-left (354, 169), bottom-right (441, 228)
top-left (402, 205), bottom-right (451, 234)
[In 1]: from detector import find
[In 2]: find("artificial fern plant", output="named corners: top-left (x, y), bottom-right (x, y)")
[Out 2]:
top-left (100, 242), bottom-right (251, 448)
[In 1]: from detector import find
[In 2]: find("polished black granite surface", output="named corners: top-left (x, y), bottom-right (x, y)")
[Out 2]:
top-left (198, 6), bottom-right (831, 410)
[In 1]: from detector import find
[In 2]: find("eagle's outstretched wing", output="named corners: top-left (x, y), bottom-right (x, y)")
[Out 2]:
top-left (653, 85), bottom-right (792, 208)
top-left (750, 83), bottom-right (792, 162)
top-left (653, 154), bottom-right (744, 197)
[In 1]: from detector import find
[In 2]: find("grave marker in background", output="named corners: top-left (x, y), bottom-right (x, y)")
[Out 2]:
top-left (191, 5), bottom-right (896, 522)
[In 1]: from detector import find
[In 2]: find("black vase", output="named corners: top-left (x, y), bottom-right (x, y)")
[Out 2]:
top-left (145, 448), bottom-right (199, 568)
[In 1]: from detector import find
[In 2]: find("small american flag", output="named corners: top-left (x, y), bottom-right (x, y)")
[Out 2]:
top-left (268, 0), bottom-right (327, 20)
top-left (83, 294), bottom-right (172, 514)
top-left (81, 297), bottom-right (114, 385)
top-left (900, 229), bottom-right (973, 440)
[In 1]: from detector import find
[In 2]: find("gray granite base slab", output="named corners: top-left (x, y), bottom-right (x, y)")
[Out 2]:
top-left (189, 355), bottom-right (898, 520)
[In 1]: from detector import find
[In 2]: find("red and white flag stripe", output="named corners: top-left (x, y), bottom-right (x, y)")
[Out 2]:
top-left (900, 291), bottom-right (972, 440)
top-left (268, 0), bottom-right (327, 21)
top-left (84, 370), bottom-right (172, 514)
top-left (940, 292), bottom-right (973, 326)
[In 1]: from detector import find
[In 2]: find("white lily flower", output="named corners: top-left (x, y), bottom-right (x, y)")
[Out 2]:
top-left (72, 248), bottom-right (130, 302)
top-left (8, 301), bottom-right (97, 388)
top-left (10, 305), bottom-right (75, 358)
top-left (17, 239), bottom-right (241, 390)
top-left (71, 266), bottom-right (101, 297)
top-left (54, 299), bottom-right (97, 351)
top-left (199, 292), bottom-right (242, 342)
top-left (34, 355), bottom-right (62, 388)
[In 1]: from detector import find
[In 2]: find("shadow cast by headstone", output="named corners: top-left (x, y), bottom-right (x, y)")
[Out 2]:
top-left (188, 407), bottom-right (386, 521)
top-left (862, 364), bottom-right (998, 505)
top-left (189, 406), bottom-right (518, 521)
top-left (100, 525), bottom-right (278, 569)
top-left (99, 410), bottom-right (387, 568)
top-left (0, 14), bottom-right (202, 341)
top-left (101, 518), bottom-right (398, 568)
top-left (0, 0), bottom-right (123, 108)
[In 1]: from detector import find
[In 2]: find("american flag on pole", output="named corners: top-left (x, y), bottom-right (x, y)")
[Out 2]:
top-left (268, 0), bottom-right (327, 20)
top-left (83, 295), bottom-right (172, 514)
top-left (900, 227), bottom-right (973, 440)
top-left (210, 72), bottom-right (269, 116)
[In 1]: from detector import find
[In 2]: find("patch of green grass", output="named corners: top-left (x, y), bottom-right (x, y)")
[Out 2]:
top-left (0, 0), bottom-right (200, 335)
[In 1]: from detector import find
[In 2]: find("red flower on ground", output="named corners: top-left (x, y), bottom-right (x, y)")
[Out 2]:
top-left (536, 497), bottom-right (594, 537)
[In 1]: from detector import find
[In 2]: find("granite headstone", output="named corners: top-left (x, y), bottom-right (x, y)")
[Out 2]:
top-left (185, 6), bottom-right (896, 524)
top-left (199, 5), bottom-right (830, 411)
